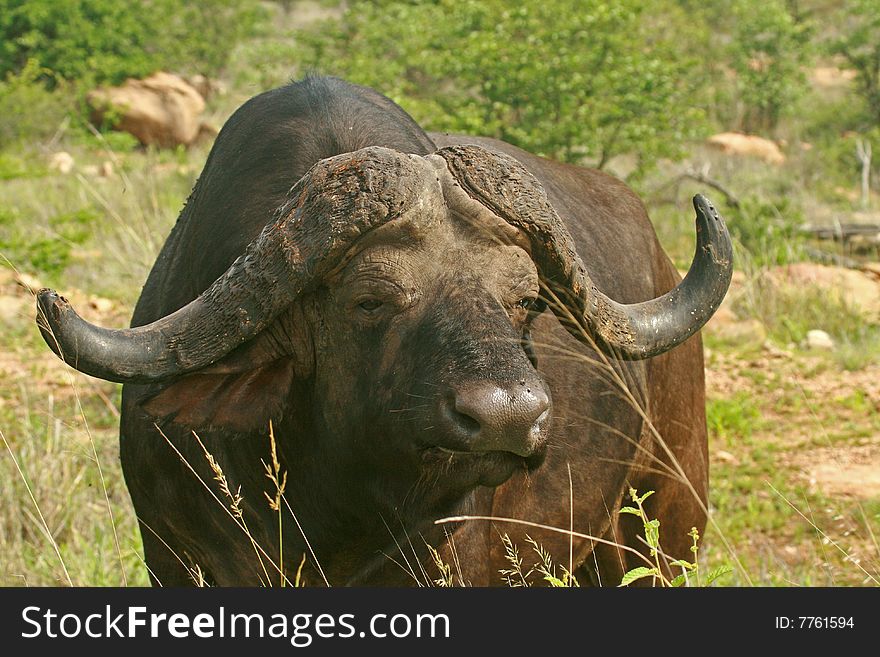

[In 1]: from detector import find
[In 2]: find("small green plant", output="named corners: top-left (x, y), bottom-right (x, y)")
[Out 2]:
top-left (727, 194), bottom-right (807, 266)
top-left (619, 489), bottom-right (731, 587)
top-left (707, 392), bottom-right (762, 442)
top-left (0, 150), bottom-right (46, 180)
top-left (0, 206), bottom-right (100, 281)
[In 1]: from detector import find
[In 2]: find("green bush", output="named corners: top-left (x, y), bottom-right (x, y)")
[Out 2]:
top-left (301, 0), bottom-right (706, 173)
top-left (0, 59), bottom-right (73, 148)
top-left (829, 0), bottom-right (880, 128)
top-left (0, 0), bottom-right (266, 87)
top-left (726, 195), bottom-right (806, 266)
top-left (726, 0), bottom-right (813, 134)
top-left (0, 206), bottom-right (100, 280)
top-left (0, 150), bottom-right (45, 179)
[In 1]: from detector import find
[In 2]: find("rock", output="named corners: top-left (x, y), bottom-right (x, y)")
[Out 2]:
top-left (87, 72), bottom-right (206, 148)
top-left (766, 263), bottom-right (880, 321)
top-left (185, 74), bottom-right (212, 100)
top-left (762, 341), bottom-right (792, 359)
top-left (48, 151), bottom-right (75, 174)
top-left (805, 329), bottom-right (834, 351)
top-left (196, 122), bottom-right (220, 144)
top-left (706, 132), bottom-right (786, 165)
top-left (715, 450), bottom-right (738, 465)
top-left (186, 74), bottom-right (227, 100)
top-left (809, 66), bottom-right (857, 88)
top-left (83, 161), bottom-right (115, 178)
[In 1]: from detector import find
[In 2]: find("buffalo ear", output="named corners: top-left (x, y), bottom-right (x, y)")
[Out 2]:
top-left (141, 302), bottom-right (313, 433)
top-left (141, 359), bottom-right (297, 433)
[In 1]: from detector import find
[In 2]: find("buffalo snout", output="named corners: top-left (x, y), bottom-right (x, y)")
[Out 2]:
top-left (438, 378), bottom-right (551, 457)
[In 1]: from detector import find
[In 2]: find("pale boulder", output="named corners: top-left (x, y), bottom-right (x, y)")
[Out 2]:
top-left (765, 263), bottom-right (880, 321)
top-left (48, 151), bottom-right (75, 174)
top-left (706, 132), bottom-right (786, 165)
top-left (809, 66), bottom-right (857, 88)
top-left (88, 72), bottom-right (206, 148)
top-left (805, 329), bottom-right (834, 351)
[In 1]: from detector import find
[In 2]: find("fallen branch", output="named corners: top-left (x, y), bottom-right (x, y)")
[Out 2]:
top-left (651, 166), bottom-right (740, 208)
top-left (800, 223), bottom-right (880, 240)
top-left (802, 246), bottom-right (863, 269)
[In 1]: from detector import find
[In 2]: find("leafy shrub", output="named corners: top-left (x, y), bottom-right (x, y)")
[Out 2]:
top-left (0, 59), bottom-right (73, 148)
top-left (300, 0), bottom-right (705, 173)
top-left (0, 206), bottom-right (101, 279)
top-left (829, 0), bottom-right (880, 128)
top-left (0, 0), bottom-right (265, 87)
top-left (726, 194), bottom-right (806, 266)
top-left (726, 0), bottom-right (813, 133)
top-left (0, 150), bottom-right (45, 179)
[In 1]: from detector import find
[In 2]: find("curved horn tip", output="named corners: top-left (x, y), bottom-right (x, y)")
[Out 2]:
top-left (692, 194), bottom-right (729, 234)
top-left (35, 288), bottom-right (68, 356)
top-left (692, 194), bottom-right (720, 223)
top-left (37, 287), bottom-right (62, 313)
top-left (691, 194), bottom-right (733, 263)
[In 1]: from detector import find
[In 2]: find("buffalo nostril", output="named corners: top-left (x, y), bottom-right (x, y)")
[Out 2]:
top-left (449, 406), bottom-right (481, 435)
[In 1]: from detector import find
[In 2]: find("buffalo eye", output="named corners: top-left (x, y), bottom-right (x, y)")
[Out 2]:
top-left (358, 298), bottom-right (384, 312)
top-left (517, 297), bottom-right (545, 313)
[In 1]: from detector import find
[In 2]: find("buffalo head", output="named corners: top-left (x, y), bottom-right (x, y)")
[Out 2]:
top-left (35, 144), bottom-right (732, 557)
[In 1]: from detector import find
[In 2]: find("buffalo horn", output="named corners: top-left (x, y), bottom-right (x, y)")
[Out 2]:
top-left (35, 147), bottom-right (437, 383)
top-left (436, 145), bottom-right (733, 360)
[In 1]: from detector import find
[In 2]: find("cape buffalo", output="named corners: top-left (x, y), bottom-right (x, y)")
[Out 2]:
top-left (36, 75), bottom-right (732, 586)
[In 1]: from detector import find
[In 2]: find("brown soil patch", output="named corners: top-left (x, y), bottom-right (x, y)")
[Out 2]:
top-left (794, 443), bottom-right (880, 499)
top-left (707, 347), bottom-right (880, 500)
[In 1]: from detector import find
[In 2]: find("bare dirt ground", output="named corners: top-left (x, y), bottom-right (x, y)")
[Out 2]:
top-left (706, 351), bottom-right (880, 497)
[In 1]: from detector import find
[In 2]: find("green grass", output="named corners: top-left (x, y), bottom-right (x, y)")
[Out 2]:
top-left (0, 137), bottom-right (200, 587)
top-left (707, 392), bottom-right (763, 442)
top-left (699, 341), bottom-right (880, 586)
top-left (0, 381), bottom-right (147, 586)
